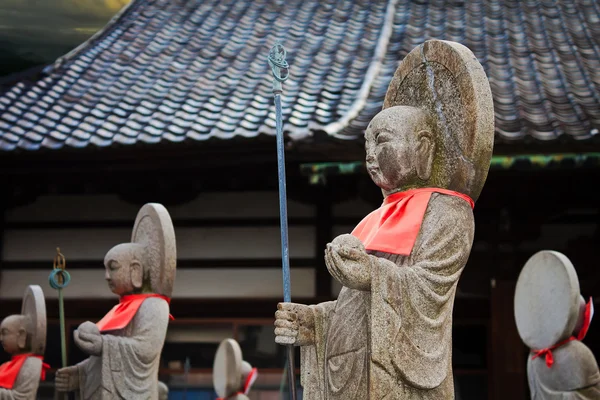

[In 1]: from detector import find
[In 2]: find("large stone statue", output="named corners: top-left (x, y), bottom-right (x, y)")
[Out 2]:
top-left (55, 203), bottom-right (177, 399)
top-left (213, 339), bottom-right (258, 400)
top-left (0, 285), bottom-right (48, 400)
top-left (515, 250), bottom-right (600, 399)
top-left (274, 39), bottom-right (494, 399)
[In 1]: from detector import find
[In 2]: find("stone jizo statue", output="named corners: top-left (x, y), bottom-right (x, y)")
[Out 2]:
top-left (274, 39), bottom-right (494, 399)
top-left (55, 203), bottom-right (177, 399)
top-left (213, 339), bottom-right (258, 400)
top-left (0, 285), bottom-right (48, 400)
top-left (515, 250), bottom-right (600, 399)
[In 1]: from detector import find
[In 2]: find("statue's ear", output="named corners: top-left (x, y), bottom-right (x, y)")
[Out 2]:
top-left (17, 328), bottom-right (27, 350)
top-left (416, 130), bottom-right (434, 181)
top-left (130, 261), bottom-right (143, 290)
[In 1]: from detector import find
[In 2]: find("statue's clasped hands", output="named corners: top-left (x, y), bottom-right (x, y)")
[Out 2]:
top-left (325, 234), bottom-right (372, 291)
top-left (74, 321), bottom-right (103, 356)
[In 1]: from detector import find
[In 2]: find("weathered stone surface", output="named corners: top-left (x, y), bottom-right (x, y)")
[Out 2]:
top-left (54, 203), bottom-right (177, 399)
top-left (515, 250), bottom-right (600, 399)
top-left (274, 39), bottom-right (494, 399)
top-left (383, 39), bottom-right (494, 202)
top-left (0, 285), bottom-right (47, 400)
top-left (213, 339), bottom-right (257, 400)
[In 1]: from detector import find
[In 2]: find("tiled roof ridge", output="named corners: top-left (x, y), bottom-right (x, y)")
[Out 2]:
top-left (319, 0), bottom-right (397, 139)
top-left (44, 0), bottom-right (140, 76)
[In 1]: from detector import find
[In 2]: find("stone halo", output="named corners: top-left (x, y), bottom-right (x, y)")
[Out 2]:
top-left (21, 285), bottom-right (47, 356)
top-left (213, 338), bottom-right (243, 398)
top-left (131, 203), bottom-right (177, 297)
top-left (383, 39), bottom-right (494, 202)
top-left (514, 250), bottom-right (581, 350)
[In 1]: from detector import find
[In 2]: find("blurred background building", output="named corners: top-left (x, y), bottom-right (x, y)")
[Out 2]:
top-left (1, 0), bottom-right (599, 399)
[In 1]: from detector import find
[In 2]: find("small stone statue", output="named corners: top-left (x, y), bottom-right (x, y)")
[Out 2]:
top-left (274, 39), bottom-right (494, 399)
top-left (55, 203), bottom-right (177, 399)
top-left (515, 250), bottom-right (600, 399)
top-left (213, 339), bottom-right (258, 400)
top-left (0, 285), bottom-right (49, 400)
top-left (158, 381), bottom-right (168, 400)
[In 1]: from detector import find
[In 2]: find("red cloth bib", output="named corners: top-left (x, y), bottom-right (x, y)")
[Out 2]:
top-left (96, 294), bottom-right (174, 332)
top-left (532, 297), bottom-right (594, 368)
top-left (351, 188), bottom-right (475, 255)
top-left (0, 354), bottom-right (49, 389)
top-left (242, 367), bottom-right (258, 394)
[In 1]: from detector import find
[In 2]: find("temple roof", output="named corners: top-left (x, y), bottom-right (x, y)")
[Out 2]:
top-left (1, 0), bottom-right (600, 152)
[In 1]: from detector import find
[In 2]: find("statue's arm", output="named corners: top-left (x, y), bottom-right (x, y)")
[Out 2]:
top-left (102, 298), bottom-right (170, 364)
top-left (326, 195), bottom-right (474, 294)
top-left (368, 195), bottom-right (475, 389)
top-left (372, 195), bottom-right (474, 294)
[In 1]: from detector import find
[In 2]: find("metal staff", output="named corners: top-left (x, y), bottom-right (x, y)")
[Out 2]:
top-left (268, 43), bottom-right (297, 400)
top-left (48, 247), bottom-right (70, 399)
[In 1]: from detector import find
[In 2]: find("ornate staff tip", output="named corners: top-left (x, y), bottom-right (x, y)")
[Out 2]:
top-left (49, 247), bottom-right (70, 289)
top-left (268, 43), bottom-right (289, 93)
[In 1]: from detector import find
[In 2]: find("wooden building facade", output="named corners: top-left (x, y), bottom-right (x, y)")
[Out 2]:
top-left (1, 0), bottom-right (600, 398)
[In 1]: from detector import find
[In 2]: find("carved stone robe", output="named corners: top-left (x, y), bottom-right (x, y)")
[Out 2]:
top-left (0, 357), bottom-right (42, 400)
top-left (527, 340), bottom-right (600, 399)
top-left (301, 194), bottom-right (474, 399)
top-left (76, 297), bottom-right (170, 400)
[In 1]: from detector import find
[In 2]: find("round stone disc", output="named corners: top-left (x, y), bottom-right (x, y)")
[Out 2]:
top-left (21, 285), bottom-right (47, 356)
top-left (514, 250), bottom-right (581, 349)
top-left (213, 339), bottom-right (243, 398)
top-left (383, 39), bottom-right (494, 202)
top-left (131, 203), bottom-right (177, 297)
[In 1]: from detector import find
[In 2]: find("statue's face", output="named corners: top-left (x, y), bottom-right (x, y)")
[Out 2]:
top-left (104, 243), bottom-right (142, 295)
top-left (0, 315), bottom-right (27, 354)
top-left (365, 106), bottom-right (432, 194)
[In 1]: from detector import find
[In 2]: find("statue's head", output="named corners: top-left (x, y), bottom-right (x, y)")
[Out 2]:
top-left (379, 40), bottom-right (495, 201)
top-left (104, 243), bottom-right (149, 295)
top-left (0, 315), bottom-right (30, 354)
top-left (365, 106), bottom-right (438, 195)
top-left (158, 381), bottom-right (169, 400)
top-left (106, 203), bottom-right (176, 297)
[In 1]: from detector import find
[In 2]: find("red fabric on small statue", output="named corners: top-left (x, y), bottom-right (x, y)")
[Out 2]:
top-left (0, 354), bottom-right (49, 389)
top-left (532, 297), bottom-right (594, 368)
top-left (351, 188), bottom-right (475, 255)
top-left (242, 367), bottom-right (258, 394)
top-left (96, 294), bottom-right (174, 332)
top-left (216, 367), bottom-right (258, 400)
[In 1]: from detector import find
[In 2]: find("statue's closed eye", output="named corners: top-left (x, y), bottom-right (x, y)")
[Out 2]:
top-left (109, 261), bottom-right (121, 271)
top-left (376, 132), bottom-right (393, 144)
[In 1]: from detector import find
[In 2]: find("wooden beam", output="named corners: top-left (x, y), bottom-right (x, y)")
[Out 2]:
top-left (0, 296), bottom-right (489, 321)
top-left (0, 203), bottom-right (4, 289)
top-left (3, 217), bottom-right (362, 230)
top-left (315, 189), bottom-right (333, 298)
top-left (0, 258), bottom-right (316, 270)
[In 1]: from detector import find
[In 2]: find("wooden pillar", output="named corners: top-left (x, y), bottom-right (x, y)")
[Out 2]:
top-left (315, 189), bottom-right (333, 298)
top-left (0, 201), bottom-right (4, 289)
top-left (489, 279), bottom-right (527, 400)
